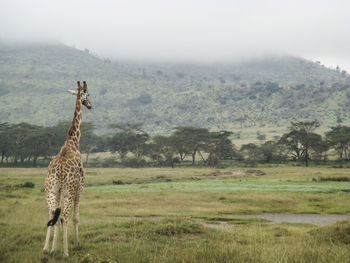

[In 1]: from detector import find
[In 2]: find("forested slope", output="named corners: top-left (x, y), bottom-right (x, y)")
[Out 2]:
top-left (0, 43), bottom-right (349, 134)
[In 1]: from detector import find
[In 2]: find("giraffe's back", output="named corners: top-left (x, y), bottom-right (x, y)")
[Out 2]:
top-left (46, 146), bottom-right (84, 193)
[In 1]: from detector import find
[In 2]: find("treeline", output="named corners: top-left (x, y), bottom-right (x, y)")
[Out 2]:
top-left (0, 122), bottom-right (99, 167)
top-left (1, 121), bottom-right (350, 167)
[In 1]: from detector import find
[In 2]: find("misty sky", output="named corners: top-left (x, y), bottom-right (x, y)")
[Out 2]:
top-left (1, 0), bottom-right (349, 70)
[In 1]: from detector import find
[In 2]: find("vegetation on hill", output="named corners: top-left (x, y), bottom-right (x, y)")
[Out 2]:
top-left (0, 43), bottom-right (350, 134)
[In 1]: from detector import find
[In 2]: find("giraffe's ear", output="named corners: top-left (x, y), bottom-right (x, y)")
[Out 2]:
top-left (67, 90), bottom-right (78, 95)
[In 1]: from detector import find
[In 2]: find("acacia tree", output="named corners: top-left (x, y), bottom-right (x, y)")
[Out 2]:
top-left (310, 134), bottom-right (329, 162)
top-left (23, 127), bottom-right (52, 167)
top-left (80, 122), bottom-right (99, 164)
top-left (8, 123), bottom-right (38, 165)
top-left (326, 126), bottom-right (350, 160)
top-left (280, 120), bottom-right (321, 166)
top-left (240, 143), bottom-right (262, 166)
top-left (0, 123), bottom-right (11, 164)
top-left (172, 126), bottom-right (209, 165)
top-left (151, 135), bottom-right (178, 168)
top-left (278, 130), bottom-right (304, 161)
top-left (108, 123), bottom-right (149, 163)
top-left (109, 132), bottom-right (133, 161)
top-left (291, 121), bottom-right (320, 166)
top-left (259, 141), bottom-right (283, 163)
top-left (198, 130), bottom-right (235, 165)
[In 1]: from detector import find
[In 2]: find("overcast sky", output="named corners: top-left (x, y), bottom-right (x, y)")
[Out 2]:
top-left (1, 0), bottom-right (349, 70)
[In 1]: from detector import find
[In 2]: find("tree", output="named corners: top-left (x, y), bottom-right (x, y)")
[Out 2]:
top-left (0, 123), bottom-right (12, 164)
top-left (22, 127), bottom-right (52, 167)
top-left (80, 122), bottom-right (99, 164)
top-left (326, 126), bottom-right (350, 160)
top-left (260, 141), bottom-right (277, 163)
top-left (172, 126), bottom-right (210, 165)
top-left (108, 123), bottom-right (149, 163)
top-left (109, 132), bottom-right (133, 162)
top-left (214, 131), bottom-right (236, 160)
top-left (8, 123), bottom-right (38, 165)
top-left (280, 121), bottom-right (321, 166)
top-left (48, 121), bottom-right (71, 156)
top-left (151, 135), bottom-right (178, 168)
top-left (309, 134), bottom-right (329, 162)
top-left (291, 121), bottom-right (320, 166)
top-left (198, 130), bottom-right (235, 165)
top-left (278, 130), bottom-right (304, 161)
top-left (240, 143), bottom-right (262, 166)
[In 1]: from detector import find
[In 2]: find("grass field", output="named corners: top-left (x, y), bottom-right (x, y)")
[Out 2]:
top-left (1, 166), bottom-right (350, 262)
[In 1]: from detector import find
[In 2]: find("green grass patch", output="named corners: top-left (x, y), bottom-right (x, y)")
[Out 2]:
top-left (87, 178), bottom-right (350, 194)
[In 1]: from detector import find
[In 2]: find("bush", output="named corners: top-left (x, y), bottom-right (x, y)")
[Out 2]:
top-left (22, 182), bottom-right (35, 188)
top-left (101, 157), bottom-right (116, 167)
top-left (318, 177), bottom-right (350, 182)
top-left (152, 218), bottom-right (203, 236)
top-left (122, 158), bottom-right (148, 168)
top-left (112, 180), bottom-right (125, 185)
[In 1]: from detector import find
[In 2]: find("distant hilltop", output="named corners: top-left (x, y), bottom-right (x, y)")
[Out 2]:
top-left (0, 42), bottom-right (349, 134)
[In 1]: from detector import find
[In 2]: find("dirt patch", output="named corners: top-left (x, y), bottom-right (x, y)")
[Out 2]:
top-left (225, 213), bottom-right (350, 226)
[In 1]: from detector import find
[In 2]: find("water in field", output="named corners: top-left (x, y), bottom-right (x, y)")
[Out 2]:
top-left (226, 213), bottom-right (350, 226)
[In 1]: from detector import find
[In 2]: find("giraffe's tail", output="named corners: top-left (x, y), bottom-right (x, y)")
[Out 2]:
top-left (47, 208), bottom-right (61, 226)
top-left (47, 185), bottom-right (63, 227)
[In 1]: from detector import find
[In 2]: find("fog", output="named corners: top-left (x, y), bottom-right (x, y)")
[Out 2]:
top-left (1, 0), bottom-right (349, 69)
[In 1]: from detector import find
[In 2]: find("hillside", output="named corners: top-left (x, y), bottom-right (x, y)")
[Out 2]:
top-left (0, 43), bottom-right (349, 135)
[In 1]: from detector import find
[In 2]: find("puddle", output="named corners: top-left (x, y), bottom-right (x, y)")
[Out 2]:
top-left (225, 213), bottom-right (350, 226)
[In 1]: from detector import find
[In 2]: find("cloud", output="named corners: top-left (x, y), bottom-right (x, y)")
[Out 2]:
top-left (1, 0), bottom-right (349, 69)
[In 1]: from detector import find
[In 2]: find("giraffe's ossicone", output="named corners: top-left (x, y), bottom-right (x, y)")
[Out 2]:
top-left (43, 81), bottom-right (92, 260)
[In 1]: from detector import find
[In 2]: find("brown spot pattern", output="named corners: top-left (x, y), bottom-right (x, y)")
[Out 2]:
top-left (44, 85), bottom-right (86, 229)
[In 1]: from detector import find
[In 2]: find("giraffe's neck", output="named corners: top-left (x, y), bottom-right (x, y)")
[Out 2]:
top-left (66, 89), bottom-right (82, 149)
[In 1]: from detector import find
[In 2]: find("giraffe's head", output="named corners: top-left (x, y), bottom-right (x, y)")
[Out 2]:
top-left (79, 81), bottom-right (92, 109)
top-left (68, 81), bottom-right (92, 109)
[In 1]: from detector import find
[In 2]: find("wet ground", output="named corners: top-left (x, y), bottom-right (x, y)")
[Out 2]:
top-left (224, 213), bottom-right (350, 226)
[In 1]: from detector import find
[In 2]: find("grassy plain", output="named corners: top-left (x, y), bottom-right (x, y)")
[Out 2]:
top-left (1, 166), bottom-right (350, 262)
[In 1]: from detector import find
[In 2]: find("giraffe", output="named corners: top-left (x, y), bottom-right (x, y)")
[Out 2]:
top-left (42, 81), bottom-right (92, 259)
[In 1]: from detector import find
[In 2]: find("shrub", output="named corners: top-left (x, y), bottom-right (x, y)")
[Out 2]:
top-left (152, 218), bottom-right (203, 236)
top-left (122, 158), bottom-right (147, 168)
top-left (112, 180), bottom-right (125, 185)
top-left (22, 182), bottom-right (35, 188)
top-left (318, 177), bottom-right (350, 182)
top-left (101, 157), bottom-right (116, 167)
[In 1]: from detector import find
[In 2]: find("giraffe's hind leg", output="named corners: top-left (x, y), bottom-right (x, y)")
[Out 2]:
top-left (50, 220), bottom-right (60, 254)
top-left (43, 178), bottom-right (60, 255)
top-left (62, 187), bottom-right (74, 257)
top-left (73, 191), bottom-right (81, 249)
top-left (43, 224), bottom-right (52, 254)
